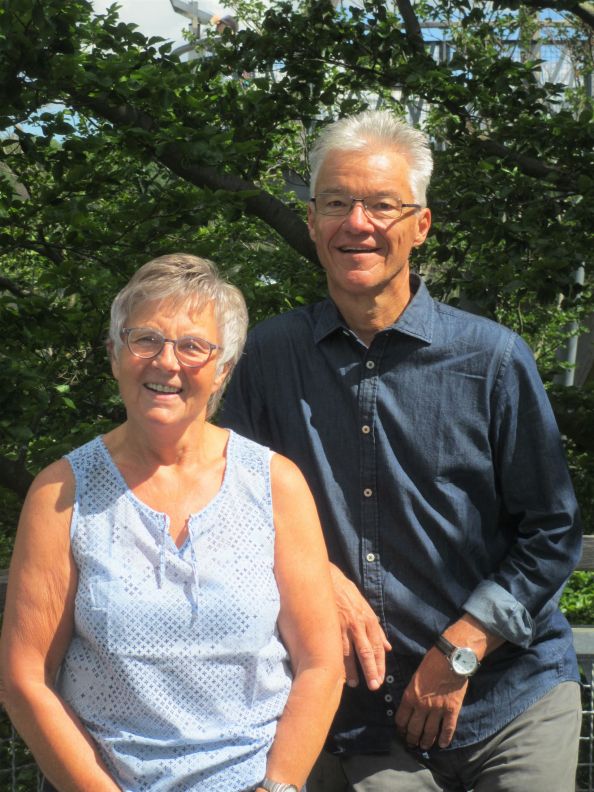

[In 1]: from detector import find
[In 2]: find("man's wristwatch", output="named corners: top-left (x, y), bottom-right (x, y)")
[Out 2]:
top-left (260, 778), bottom-right (299, 792)
top-left (435, 634), bottom-right (480, 677)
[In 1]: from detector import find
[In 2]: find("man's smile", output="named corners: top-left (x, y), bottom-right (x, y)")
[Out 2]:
top-left (337, 245), bottom-right (381, 254)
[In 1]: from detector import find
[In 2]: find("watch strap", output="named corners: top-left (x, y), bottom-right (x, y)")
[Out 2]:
top-left (435, 634), bottom-right (456, 657)
top-left (260, 778), bottom-right (299, 792)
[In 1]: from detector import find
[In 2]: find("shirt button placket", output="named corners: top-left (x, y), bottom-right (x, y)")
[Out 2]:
top-left (359, 348), bottom-right (382, 619)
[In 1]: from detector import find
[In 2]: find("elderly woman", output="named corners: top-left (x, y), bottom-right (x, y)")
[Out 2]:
top-left (0, 254), bottom-right (343, 792)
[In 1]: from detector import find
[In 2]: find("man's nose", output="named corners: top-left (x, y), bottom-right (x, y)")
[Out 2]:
top-left (343, 199), bottom-right (375, 230)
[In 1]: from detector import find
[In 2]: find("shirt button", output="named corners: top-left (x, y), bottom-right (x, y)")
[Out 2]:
top-left (363, 488), bottom-right (373, 497)
top-left (384, 694), bottom-right (393, 702)
top-left (386, 709), bottom-right (394, 717)
top-left (362, 425), bottom-right (371, 434)
top-left (366, 552), bottom-right (376, 562)
top-left (386, 675), bottom-right (394, 684)
top-left (366, 360), bottom-right (375, 369)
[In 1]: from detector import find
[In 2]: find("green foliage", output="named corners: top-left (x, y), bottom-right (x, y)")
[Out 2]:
top-left (561, 572), bottom-right (594, 624)
top-left (550, 384), bottom-right (594, 533)
top-left (0, 0), bottom-right (592, 567)
top-left (0, 711), bottom-right (40, 791)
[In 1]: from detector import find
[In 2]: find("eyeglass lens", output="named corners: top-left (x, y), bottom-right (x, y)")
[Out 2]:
top-left (125, 328), bottom-right (215, 366)
top-left (315, 193), bottom-right (403, 218)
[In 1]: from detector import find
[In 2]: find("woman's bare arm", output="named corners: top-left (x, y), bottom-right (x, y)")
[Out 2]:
top-left (0, 459), bottom-right (120, 792)
top-left (260, 453), bottom-right (344, 790)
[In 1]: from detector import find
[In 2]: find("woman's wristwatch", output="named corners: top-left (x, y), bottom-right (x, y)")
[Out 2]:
top-left (260, 778), bottom-right (299, 792)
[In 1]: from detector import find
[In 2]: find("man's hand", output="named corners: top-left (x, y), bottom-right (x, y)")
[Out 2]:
top-left (395, 615), bottom-right (504, 750)
top-left (329, 563), bottom-right (392, 690)
top-left (395, 648), bottom-right (468, 750)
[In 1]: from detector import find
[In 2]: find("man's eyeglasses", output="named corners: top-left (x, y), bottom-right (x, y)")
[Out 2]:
top-left (120, 328), bottom-right (221, 368)
top-left (311, 193), bottom-right (421, 220)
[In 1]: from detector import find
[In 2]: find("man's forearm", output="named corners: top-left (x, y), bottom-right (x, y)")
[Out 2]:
top-left (441, 612), bottom-right (506, 661)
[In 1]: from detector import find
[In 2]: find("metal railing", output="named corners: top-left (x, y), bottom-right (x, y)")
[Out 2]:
top-left (578, 652), bottom-right (594, 791)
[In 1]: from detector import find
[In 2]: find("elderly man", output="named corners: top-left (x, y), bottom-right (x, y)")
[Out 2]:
top-left (221, 111), bottom-right (582, 791)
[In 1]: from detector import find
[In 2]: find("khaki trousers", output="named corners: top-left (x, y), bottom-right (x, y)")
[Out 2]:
top-left (308, 681), bottom-right (581, 792)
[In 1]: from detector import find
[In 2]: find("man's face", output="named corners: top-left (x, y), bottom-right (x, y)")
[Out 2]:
top-left (307, 147), bottom-right (431, 302)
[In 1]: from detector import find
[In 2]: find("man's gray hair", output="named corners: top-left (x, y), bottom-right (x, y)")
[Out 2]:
top-left (309, 110), bottom-right (434, 206)
top-left (109, 253), bottom-right (248, 418)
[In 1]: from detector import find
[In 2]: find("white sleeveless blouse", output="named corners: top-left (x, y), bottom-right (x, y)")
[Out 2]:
top-left (58, 431), bottom-right (291, 791)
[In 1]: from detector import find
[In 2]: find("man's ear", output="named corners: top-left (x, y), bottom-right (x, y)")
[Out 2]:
top-left (413, 207), bottom-right (431, 247)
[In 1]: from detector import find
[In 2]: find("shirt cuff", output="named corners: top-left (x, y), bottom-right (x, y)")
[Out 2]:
top-left (463, 580), bottom-right (535, 647)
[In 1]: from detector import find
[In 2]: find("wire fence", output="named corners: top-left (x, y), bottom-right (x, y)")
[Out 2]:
top-left (578, 656), bottom-right (594, 792)
top-left (0, 715), bottom-right (42, 791)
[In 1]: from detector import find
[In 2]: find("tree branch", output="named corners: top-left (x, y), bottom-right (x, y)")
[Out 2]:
top-left (75, 95), bottom-right (320, 266)
top-left (573, 2), bottom-right (594, 28)
top-left (473, 136), bottom-right (574, 188)
top-left (395, 0), bottom-right (426, 54)
top-left (381, 13), bottom-right (578, 191)
top-left (511, 0), bottom-right (594, 31)
top-left (36, 228), bottom-right (64, 265)
top-left (0, 274), bottom-right (26, 297)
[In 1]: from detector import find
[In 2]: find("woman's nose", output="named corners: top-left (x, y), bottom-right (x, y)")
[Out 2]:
top-left (155, 340), bottom-right (181, 368)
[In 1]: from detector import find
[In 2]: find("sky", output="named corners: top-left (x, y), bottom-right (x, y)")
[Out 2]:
top-left (92, 0), bottom-right (229, 46)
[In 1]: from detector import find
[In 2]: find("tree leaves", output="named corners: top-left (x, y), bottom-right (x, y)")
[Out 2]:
top-left (0, 0), bottom-right (592, 540)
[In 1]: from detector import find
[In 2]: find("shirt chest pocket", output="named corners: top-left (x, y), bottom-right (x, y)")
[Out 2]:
top-left (408, 367), bottom-right (490, 481)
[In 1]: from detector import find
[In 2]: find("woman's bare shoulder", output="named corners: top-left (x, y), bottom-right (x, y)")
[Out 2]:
top-left (269, 452), bottom-right (308, 493)
top-left (19, 457), bottom-right (76, 536)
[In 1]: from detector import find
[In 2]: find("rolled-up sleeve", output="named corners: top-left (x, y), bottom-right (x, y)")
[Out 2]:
top-left (463, 334), bottom-right (581, 647)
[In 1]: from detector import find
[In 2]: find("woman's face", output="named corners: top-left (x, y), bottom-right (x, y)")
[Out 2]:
top-left (111, 299), bottom-right (226, 431)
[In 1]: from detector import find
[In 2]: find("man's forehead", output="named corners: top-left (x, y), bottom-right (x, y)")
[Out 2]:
top-left (315, 147), bottom-right (412, 191)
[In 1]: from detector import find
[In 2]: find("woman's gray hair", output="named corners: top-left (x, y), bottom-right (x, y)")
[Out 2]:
top-left (109, 253), bottom-right (248, 418)
top-left (309, 110), bottom-right (434, 207)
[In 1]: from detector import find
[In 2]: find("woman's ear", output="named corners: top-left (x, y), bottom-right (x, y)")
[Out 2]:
top-left (107, 340), bottom-right (120, 379)
top-left (212, 362), bottom-right (231, 394)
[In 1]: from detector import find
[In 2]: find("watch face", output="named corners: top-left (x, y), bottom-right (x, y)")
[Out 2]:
top-left (451, 647), bottom-right (478, 676)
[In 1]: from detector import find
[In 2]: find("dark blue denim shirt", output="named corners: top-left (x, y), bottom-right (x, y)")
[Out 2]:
top-left (221, 275), bottom-right (581, 754)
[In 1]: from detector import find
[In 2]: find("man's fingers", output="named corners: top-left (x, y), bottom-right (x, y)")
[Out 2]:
top-left (394, 700), bottom-right (412, 735)
top-left (356, 615), bottom-right (391, 689)
top-left (340, 624), bottom-right (351, 658)
top-left (329, 564), bottom-right (391, 691)
top-left (402, 710), bottom-right (426, 747)
top-left (419, 711), bottom-right (443, 750)
top-left (438, 708), bottom-right (460, 748)
top-left (343, 641), bottom-right (360, 688)
top-left (343, 610), bottom-right (389, 690)
top-left (395, 706), bottom-right (441, 750)
top-left (373, 636), bottom-right (388, 682)
top-left (354, 640), bottom-right (382, 690)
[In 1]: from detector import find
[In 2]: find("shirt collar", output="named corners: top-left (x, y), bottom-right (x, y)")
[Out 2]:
top-left (313, 273), bottom-right (435, 345)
